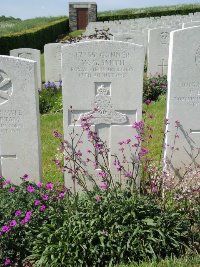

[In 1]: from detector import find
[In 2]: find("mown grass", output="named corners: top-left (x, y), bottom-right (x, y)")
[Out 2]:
top-left (40, 97), bottom-right (166, 184)
top-left (40, 113), bottom-right (63, 183)
top-left (145, 96), bottom-right (166, 162)
top-left (117, 255), bottom-right (200, 267)
top-left (0, 16), bottom-right (66, 36)
top-left (98, 3), bottom-right (200, 16)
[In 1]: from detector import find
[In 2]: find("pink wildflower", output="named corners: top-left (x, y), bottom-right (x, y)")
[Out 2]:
top-left (52, 130), bottom-right (62, 138)
top-left (58, 192), bottom-right (65, 199)
top-left (1, 225), bottom-right (10, 233)
top-left (97, 171), bottom-right (108, 178)
top-left (125, 171), bottom-right (132, 178)
top-left (99, 181), bottom-right (109, 191)
top-left (9, 187), bottom-right (15, 193)
top-left (34, 200), bottom-right (41, 206)
top-left (27, 185), bottom-right (35, 193)
top-left (95, 195), bottom-right (101, 203)
top-left (22, 174), bottom-right (29, 180)
top-left (40, 205), bottom-right (46, 212)
top-left (46, 183), bottom-right (54, 190)
top-left (4, 258), bottom-right (11, 266)
top-left (15, 210), bottom-right (22, 217)
top-left (37, 182), bottom-right (43, 188)
top-left (145, 99), bottom-right (152, 105)
top-left (42, 195), bottom-right (49, 201)
top-left (9, 220), bottom-right (17, 227)
top-left (125, 138), bottom-right (131, 144)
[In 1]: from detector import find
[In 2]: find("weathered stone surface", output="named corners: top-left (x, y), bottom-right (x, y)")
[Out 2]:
top-left (147, 27), bottom-right (177, 76)
top-left (10, 48), bottom-right (42, 90)
top-left (0, 56), bottom-right (41, 184)
top-left (44, 43), bottom-right (63, 84)
top-left (61, 40), bottom-right (145, 191)
top-left (183, 21), bottom-right (200, 28)
top-left (164, 26), bottom-right (200, 175)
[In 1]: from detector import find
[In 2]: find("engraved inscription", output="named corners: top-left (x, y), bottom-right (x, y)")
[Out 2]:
top-left (0, 110), bottom-right (23, 133)
top-left (0, 71), bottom-right (13, 105)
top-left (174, 89), bottom-right (200, 106)
top-left (79, 83), bottom-right (127, 125)
top-left (160, 32), bottom-right (170, 44)
top-left (195, 45), bottom-right (200, 68)
top-left (71, 51), bottom-right (133, 79)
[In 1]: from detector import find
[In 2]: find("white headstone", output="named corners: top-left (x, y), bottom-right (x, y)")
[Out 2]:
top-left (62, 41), bottom-right (145, 191)
top-left (44, 43), bottom-right (63, 84)
top-left (10, 48), bottom-right (42, 90)
top-left (114, 32), bottom-right (145, 47)
top-left (183, 21), bottom-right (200, 28)
top-left (0, 56), bottom-right (41, 184)
top-left (165, 26), bottom-right (200, 175)
top-left (147, 27), bottom-right (177, 76)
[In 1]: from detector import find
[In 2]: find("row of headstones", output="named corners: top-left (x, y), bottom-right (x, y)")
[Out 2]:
top-left (86, 12), bottom-right (200, 33)
top-left (10, 22), bottom-right (200, 86)
top-left (85, 13), bottom-right (200, 76)
top-left (1, 25), bottom-right (200, 189)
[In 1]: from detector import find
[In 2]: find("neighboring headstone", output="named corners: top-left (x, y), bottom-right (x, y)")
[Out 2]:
top-left (0, 56), bottom-right (41, 184)
top-left (147, 27), bottom-right (176, 76)
top-left (113, 32), bottom-right (145, 46)
top-left (164, 26), bottom-right (200, 175)
top-left (183, 21), bottom-right (200, 28)
top-left (44, 43), bottom-right (63, 85)
top-left (62, 40), bottom-right (145, 191)
top-left (10, 48), bottom-right (42, 90)
top-left (69, 2), bottom-right (97, 31)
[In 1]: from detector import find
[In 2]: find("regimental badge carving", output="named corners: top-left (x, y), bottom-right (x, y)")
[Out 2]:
top-left (79, 84), bottom-right (127, 125)
top-left (160, 32), bottom-right (170, 44)
top-left (0, 71), bottom-right (13, 105)
top-left (195, 45), bottom-right (200, 68)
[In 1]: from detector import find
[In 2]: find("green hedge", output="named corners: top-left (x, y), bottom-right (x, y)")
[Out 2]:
top-left (0, 18), bottom-right (69, 55)
top-left (97, 6), bottom-right (200, 21)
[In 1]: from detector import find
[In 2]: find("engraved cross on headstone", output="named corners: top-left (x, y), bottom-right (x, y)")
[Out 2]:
top-left (158, 59), bottom-right (168, 75)
top-left (77, 83), bottom-right (133, 167)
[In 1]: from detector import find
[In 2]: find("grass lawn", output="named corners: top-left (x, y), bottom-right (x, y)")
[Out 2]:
top-left (117, 256), bottom-right (200, 267)
top-left (40, 96), bottom-right (166, 184)
top-left (40, 113), bottom-right (63, 183)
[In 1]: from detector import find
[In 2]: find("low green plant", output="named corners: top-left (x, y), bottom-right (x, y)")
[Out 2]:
top-left (143, 75), bottom-right (167, 102)
top-left (0, 101), bottom-right (199, 267)
top-left (39, 82), bottom-right (63, 114)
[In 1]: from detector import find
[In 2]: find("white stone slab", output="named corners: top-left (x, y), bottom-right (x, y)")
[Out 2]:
top-left (0, 56), bottom-right (41, 184)
top-left (147, 27), bottom-right (177, 76)
top-left (62, 40), bottom-right (145, 191)
top-left (164, 26), bottom-right (200, 175)
top-left (44, 43), bottom-right (63, 84)
top-left (183, 21), bottom-right (200, 28)
top-left (10, 48), bottom-right (42, 90)
top-left (114, 32), bottom-right (145, 46)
